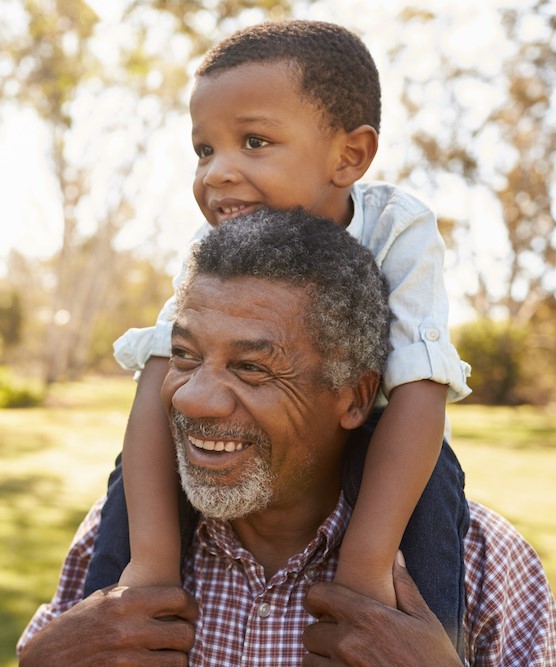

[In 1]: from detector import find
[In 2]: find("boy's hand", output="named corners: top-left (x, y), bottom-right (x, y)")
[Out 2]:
top-left (19, 585), bottom-right (198, 666)
top-left (302, 555), bottom-right (462, 666)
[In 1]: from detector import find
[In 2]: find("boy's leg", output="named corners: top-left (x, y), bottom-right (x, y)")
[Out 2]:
top-left (343, 411), bottom-right (469, 658)
top-left (83, 455), bottom-right (130, 597)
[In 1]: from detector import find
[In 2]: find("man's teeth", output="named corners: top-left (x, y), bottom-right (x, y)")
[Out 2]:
top-left (189, 435), bottom-right (245, 452)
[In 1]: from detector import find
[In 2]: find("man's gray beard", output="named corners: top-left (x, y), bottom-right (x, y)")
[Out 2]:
top-left (172, 411), bottom-right (276, 521)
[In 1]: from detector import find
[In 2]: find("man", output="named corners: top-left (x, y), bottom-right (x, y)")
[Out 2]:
top-left (18, 209), bottom-right (555, 665)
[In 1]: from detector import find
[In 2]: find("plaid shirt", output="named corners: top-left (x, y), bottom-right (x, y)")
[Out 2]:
top-left (17, 498), bottom-right (556, 666)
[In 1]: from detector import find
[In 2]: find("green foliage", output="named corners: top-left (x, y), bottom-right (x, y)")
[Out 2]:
top-left (391, 0), bottom-right (556, 322)
top-left (0, 367), bottom-right (44, 408)
top-left (454, 319), bottom-right (528, 405)
top-left (0, 289), bottom-right (23, 353)
top-left (455, 308), bottom-right (556, 405)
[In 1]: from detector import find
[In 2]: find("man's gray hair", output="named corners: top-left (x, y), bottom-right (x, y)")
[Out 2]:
top-left (177, 207), bottom-right (391, 390)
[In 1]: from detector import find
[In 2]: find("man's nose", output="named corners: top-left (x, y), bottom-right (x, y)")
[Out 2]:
top-left (202, 152), bottom-right (240, 187)
top-left (172, 366), bottom-right (236, 419)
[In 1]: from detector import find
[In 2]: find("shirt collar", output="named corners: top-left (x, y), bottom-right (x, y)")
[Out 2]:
top-left (346, 183), bottom-right (365, 240)
top-left (196, 493), bottom-right (352, 574)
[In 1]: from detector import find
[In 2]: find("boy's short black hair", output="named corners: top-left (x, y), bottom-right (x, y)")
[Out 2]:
top-left (196, 20), bottom-right (381, 134)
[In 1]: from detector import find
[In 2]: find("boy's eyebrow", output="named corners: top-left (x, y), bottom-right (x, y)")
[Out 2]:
top-left (235, 115), bottom-right (286, 129)
top-left (191, 115), bottom-right (286, 138)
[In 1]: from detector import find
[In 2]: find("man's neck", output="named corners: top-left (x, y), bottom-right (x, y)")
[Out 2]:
top-left (230, 490), bottom-right (341, 579)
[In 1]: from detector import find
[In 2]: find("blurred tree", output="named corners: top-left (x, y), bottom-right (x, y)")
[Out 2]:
top-left (454, 296), bottom-right (556, 406)
top-left (454, 319), bottom-right (527, 405)
top-left (390, 0), bottom-right (555, 325)
top-left (0, 0), bottom-right (296, 383)
top-left (0, 287), bottom-right (23, 360)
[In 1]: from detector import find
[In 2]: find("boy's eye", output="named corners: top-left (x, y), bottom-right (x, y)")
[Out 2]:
top-left (195, 144), bottom-right (213, 158)
top-left (244, 136), bottom-right (268, 150)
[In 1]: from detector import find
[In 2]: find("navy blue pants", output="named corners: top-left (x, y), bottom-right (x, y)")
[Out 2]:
top-left (84, 409), bottom-right (468, 656)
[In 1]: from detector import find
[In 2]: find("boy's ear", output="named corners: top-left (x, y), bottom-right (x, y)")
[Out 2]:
top-left (339, 371), bottom-right (380, 430)
top-left (332, 124), bottom-right (378, 188)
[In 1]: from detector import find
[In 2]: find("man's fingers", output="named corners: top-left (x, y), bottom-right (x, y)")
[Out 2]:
top-left (393, 554), bottom-right (437, 623)
top-left (116, 585), bottom-right (199, 622)
top-left (302, 651), bottom-right (330, 667)
top-left (302, 616), bottom-right (335, 656)
top-left (147, 616), bottom-right (196, 652)
top-left (304, 581), bottom-right (376, 620)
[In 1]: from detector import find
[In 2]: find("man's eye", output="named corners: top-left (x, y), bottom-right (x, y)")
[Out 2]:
top-left (171, 347), bottom-right (196, 362)
top-left (238, 362), bottom-right (262, 372)
top-left (244, 136), bottom-right (268, 150)
top-left (234, 363), bottom-right (273, 385)
top-left (195, 144), bottom-right (213, 158)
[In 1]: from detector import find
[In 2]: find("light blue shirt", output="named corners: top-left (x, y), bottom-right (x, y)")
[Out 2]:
top-left (114, 181), bottom-right (471, 405)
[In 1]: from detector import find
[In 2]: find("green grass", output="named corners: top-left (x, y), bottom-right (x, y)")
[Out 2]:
top-left (0, 377), bottom-right (135, 667)
top-left (1, 379), bottom-right (554, 665)
top-left (447, 404), bottom-right (556, 589)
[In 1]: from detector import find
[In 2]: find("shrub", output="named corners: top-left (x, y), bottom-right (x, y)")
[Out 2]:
top-left (0, 367), bottom-right (44, 408)
top-left (453, 319), bottom-right (528, 405)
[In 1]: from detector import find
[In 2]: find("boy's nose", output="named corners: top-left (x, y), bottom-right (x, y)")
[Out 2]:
top-left (202, 153), bottom-right (241, 187)
top-left (172, 366), bottom-right (236, 419)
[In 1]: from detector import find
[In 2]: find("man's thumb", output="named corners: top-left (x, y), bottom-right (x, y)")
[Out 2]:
top-left (393, 551), bottom-right (431, 620)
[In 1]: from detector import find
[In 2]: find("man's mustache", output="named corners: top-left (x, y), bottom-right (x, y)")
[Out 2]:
top-left (171, 410), bottom-right (271, 449)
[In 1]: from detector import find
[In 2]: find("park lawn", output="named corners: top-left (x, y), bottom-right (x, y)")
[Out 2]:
top-left (1, 378), bottom-right (555, 665)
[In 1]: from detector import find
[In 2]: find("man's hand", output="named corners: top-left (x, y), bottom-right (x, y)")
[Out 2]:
top-left (19, 585), bottom-right (198, 667)
top-left (302, 555), bottom-right (462, 666)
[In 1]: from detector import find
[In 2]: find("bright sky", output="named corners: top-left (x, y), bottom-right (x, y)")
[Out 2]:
top-left (0, 0), bottom-right (545, 323)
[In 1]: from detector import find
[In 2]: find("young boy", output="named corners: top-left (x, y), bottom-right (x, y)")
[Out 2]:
top-left (85, 20), bottom-right (471, 653)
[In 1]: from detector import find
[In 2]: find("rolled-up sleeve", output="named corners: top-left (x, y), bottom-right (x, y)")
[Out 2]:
top-left (113, 223), bottom-right (210, 373)
top-left (113, 295), bottom-right (176, 371)
top-left (353, 184), bottom-right (471, 403)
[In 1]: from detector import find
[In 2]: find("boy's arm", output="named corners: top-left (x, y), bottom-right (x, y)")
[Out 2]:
top-left (120, 356), bottom-right (182, 586)
top-left (335, 380), bottom-right (447, 604)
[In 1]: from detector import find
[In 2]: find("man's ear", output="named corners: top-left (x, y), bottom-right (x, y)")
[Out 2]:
top-left (339, 371), bottom-right (380, 430)
top-left (332, 124), bottom-right (378, 188)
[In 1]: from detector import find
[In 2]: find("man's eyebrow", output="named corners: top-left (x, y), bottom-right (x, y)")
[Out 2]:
top-left (172, 324), bottom-right (280, 356)
top-left (171, 323), bottom-right (192, 340)
top-left (233, 339), bottom-right (279, 355)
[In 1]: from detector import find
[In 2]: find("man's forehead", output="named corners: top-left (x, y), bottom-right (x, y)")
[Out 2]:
top-left (176, 274), bottom-right (311, 340)
top-left (181, 274), bottom-right (308, 307)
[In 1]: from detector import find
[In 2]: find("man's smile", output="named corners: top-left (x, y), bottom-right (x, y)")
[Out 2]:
top-left (188, 435), bottom-right (248, 452)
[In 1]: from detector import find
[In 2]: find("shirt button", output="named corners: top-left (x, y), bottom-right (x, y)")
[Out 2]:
top-left (306, 568), bottom-right (318, 580)
top-left (425, 328), bottom-right (440, 342)
top-left (257, 602), bottom-right (271, 618)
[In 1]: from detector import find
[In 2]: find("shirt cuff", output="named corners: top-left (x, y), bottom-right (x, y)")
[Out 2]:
top-left (113, 321), bottom-right (173, 372)
top-left (384, 324), bottom-right (471, 403)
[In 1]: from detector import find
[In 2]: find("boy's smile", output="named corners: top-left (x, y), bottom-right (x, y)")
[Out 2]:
top-left (190, 61), bottom-right (355, 227)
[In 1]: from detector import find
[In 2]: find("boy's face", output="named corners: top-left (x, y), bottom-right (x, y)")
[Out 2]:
top-left (190, 61), bottom-right (353, 227)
